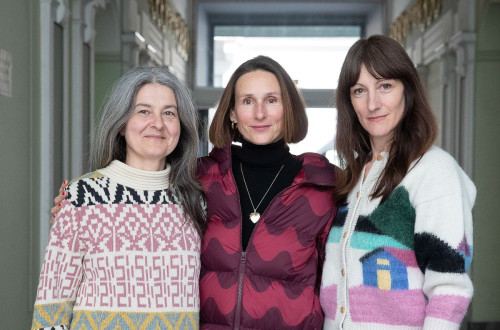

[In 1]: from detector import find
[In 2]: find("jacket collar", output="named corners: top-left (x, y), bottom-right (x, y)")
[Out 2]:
top-left (209, 143), bottom-right (336, 188)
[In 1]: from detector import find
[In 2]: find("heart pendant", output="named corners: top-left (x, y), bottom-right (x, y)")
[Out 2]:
top-left (249, 212), bottom-right (260, 223)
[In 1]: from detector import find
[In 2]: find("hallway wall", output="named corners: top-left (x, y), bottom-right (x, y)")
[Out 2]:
top-left (471, 0), bottom-right (500, 322)
top-left (0, 1), bottom-right (40, 328)
top-left (391, 0), bottom-right (500, 324)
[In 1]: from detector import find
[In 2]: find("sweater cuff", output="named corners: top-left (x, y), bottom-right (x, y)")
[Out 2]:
top-left (423, 317), bottom-right (461, 330)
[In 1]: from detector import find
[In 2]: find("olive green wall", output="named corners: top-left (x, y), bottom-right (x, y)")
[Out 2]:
top-left (470, 0), bottom-right (500, 322)
top-left (93, 3), bottom-right (123, 125)
top-left (94, 61), bottom-right (122, 123)
top-left (0, 0), bottom-right (39, 328)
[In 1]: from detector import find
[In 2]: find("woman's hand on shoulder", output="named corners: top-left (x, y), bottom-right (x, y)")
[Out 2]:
top-left (50, 180), bottom-right (69, 225)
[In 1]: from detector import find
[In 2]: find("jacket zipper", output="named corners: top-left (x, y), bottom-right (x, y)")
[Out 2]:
top-left (234, 251), bottom-right (246, 330)
top-left (229, 155), bottom-right (246, 330)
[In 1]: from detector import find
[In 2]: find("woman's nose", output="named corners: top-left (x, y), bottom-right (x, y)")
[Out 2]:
top-left (253, 102), bottom-right (266, 119)
top-left (367, 92), bottom-right (381, 111)
top-left (150, 113), bottom-right (164, 129)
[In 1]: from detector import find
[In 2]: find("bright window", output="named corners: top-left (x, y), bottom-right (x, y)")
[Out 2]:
top-left (213, 26), bottom-right (359, 89)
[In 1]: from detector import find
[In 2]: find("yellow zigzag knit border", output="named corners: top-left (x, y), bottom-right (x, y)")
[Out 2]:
top-left (32, 302), bottom-right (198, 330)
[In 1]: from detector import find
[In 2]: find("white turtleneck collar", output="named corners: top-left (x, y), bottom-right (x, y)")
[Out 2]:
top-left (98, 160), bottom-right (171, 191)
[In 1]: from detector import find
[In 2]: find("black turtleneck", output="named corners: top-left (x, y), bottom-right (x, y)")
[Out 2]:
top-left (231, 138), bottom-right (302, 250)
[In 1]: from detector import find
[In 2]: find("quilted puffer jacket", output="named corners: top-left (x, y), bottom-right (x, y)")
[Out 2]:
top-left (196, 144), bottom-right (337, 330)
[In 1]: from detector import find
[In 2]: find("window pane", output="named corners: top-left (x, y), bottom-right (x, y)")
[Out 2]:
top-left (213, 26), bottom-right (359, 89)
top-left (288, 108), bottom-right (338, 165)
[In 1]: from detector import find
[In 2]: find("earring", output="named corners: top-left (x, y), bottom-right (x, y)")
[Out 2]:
top-left (231, 121), bottom-right (237, 130)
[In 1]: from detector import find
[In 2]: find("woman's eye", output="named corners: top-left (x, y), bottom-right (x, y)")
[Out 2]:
top-left (268, 97), bottom-right (278, 104)
top-left (137, 109), bottom-right (149, 115)
top-left (163, 110), bottom-right (176, 117)
top-left (380, 83), bottom-right (392, 90)
top-left (243, 99), bottom-right (252, 105)
top-left (352, 88), bottom-right (364, 95)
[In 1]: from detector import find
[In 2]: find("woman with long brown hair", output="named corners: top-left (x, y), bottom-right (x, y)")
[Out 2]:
top-left (320, 35), bottom-right (475, 329)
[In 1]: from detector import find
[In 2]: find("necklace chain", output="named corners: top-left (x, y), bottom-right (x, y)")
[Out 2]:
top-left (240, 162), bottom-right (284, 222)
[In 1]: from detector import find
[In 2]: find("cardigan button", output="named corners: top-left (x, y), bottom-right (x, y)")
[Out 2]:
top-left (356, 191), bottom-right (360, 198)
top-left (342, 232), bottom-right (347, 239)
top-left (377, 154), bottom-right (383, 161)
top-left (341, 269), bottom-right (345, 276)
top-left (340, 306), bottom-right (345, 313)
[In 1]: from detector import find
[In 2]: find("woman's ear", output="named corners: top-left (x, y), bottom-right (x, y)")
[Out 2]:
top-left (229, 109), bottom-right (236, 123)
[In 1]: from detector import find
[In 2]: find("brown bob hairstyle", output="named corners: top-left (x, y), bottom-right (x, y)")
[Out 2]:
top-left (209, 55), bottom-right (308, 148)
top-left (334, 35), bottom-right (438, 203)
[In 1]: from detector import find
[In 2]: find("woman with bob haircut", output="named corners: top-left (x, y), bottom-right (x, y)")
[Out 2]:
top-left (320, 35), bottom-right (475, 329)
top-left (197, 55), bottom-right (337, 329)
top-left (33, 66), bottom-right (205, 329)
top-left (209, 55), bottom-right (308, 147)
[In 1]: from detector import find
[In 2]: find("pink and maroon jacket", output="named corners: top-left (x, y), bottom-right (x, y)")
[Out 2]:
top-left (197, 144), bottom-right (337, 330)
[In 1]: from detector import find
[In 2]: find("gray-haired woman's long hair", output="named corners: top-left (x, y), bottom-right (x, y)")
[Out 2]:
top-left (90, 66), bottom-right (206, 234)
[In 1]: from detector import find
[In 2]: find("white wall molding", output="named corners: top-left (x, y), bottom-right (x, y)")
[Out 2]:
top-left (421, 10), bottom-right (453, 66)
top-left (70, 0), bottom-right (87, 179)
top-left (84, 0), bottom-right (108, 44)
top-left (140, 11), bottom-right (164, 65)
top-left (120, 6), bottom-right (186, 72)
top-left (39, 0), bottom-right (72, 264)
top-left (121, 31), bottom-right (143, 71)
top-left (449, 31), bottom-right (476, 175)
top-left (403, 0), bottom-right (475, 175)
top-left (55, 0), bottom-right (70, 25)
top-left (39, 0), bottom-right (57, 264)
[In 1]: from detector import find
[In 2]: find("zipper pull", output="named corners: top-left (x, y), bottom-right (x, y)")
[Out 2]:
top-left (241, 251), bottom-right (246, 263)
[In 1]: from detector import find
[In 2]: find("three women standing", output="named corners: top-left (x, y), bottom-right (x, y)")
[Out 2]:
top-left (44, 36), bottom-right (475, 329)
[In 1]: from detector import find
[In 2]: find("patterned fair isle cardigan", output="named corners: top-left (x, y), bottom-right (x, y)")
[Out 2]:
top-left (320, 146), bottom-right (476, 330)
top-left (32, 160), bottom-right (201, 330)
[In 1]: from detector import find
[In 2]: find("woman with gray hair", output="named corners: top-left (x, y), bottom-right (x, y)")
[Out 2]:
top-left (32, 66), bottom-right (205, 330)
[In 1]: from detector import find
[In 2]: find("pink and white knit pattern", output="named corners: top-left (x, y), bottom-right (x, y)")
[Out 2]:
top-left (32, 161), bottom-right (201, 330)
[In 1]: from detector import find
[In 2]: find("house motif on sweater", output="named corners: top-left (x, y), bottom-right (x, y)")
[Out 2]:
top-left (360, 247), bottom-right (413, 291)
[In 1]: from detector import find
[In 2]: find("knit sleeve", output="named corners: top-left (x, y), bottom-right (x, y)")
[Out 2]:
top-left (409, 149), bottom-right (476, 330)
top-left (31, 194), bottom-right (85, 330)
top-left (316, 203), bottom-right (337, 287)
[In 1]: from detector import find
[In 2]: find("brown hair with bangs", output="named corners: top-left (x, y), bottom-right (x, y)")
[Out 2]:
top-left (334, 34), bottom-right (438, 203)
top-left (209, 55), bottom-right (308, 148)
